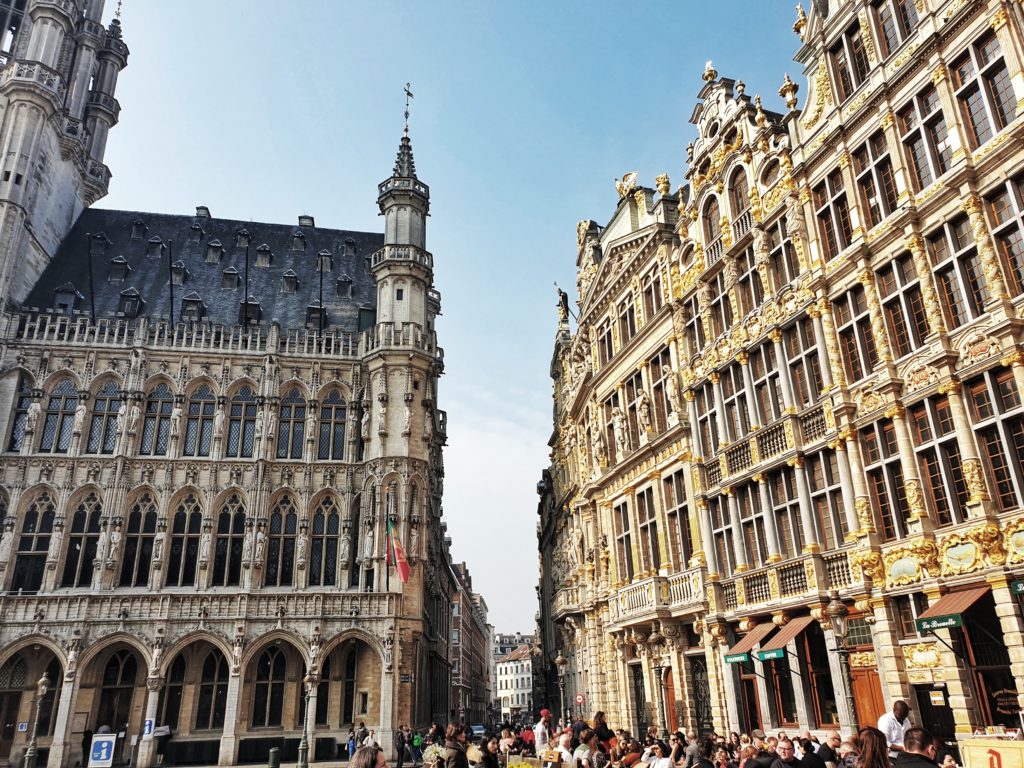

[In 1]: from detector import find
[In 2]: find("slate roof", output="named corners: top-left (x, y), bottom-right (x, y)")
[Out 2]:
top-left (22, 207), bottom-right (384, 334)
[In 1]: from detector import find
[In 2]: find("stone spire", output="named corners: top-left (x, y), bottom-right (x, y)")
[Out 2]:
top-left (393, 135), bottom-right (417, 179)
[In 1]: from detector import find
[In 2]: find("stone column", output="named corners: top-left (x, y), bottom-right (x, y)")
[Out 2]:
top-left (380, 661), bottom-right (395, 759)
top-left (789, 456), bottom-right (820, 552)
top-left (737, 352), bottom-right (761, 429)
top-left (218, 669), bottom-right (243, 766)
top-left (754, 474), bottom-right (782, 562)
top-left (830, 438), bottom-right (860, 541)
top-left (822, 627), bottom-right (857, 731)
top-left (724, 488), bottom-right (748, 571)
top-left (887, 405), bottom-right (933, 534)
top-left (686, 390), bottom-right (701, 457)
top-left (698, 499), bottom-right (718, 578)
top-left (807, 304), bottom-right (834, 391)
top-left (770, 330), bottom-right (796, 411)
top-left (843, 429), bottom-right (876, 538)
top-left (710, 372), bottom-right (728, 446)
top-left (906, 235), bottom-right (948, 338)
top-left (136, 676), bottom-right (163, 768)
top-left (47, 673), bottom-right (77, 768)
top-left (858, 270), bottom-right (893, 367)
top-left (941, 382), bottom-right (993, 517)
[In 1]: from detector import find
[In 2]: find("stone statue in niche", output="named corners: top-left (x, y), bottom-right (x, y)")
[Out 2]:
top-left (213, 406), bottom-right (225, 439)
top-left (170, 406), bottom-right (182, 438)
top-left (26, 401), bottom-right (40, 432)
top-left (666, 372), bottom-right (682, 416)
top-left (361, 410), bottom-right (370, 440)
top-left (339, 530), bottom-right (352, 564)
top-left (363, 525), bottom-right (375, 564)
top-left (638, 392), bottom-right (652, 433)
top-left (127, 403), bottom-right (141, 435)
top-left (73, 402), bottom-right (87, 435)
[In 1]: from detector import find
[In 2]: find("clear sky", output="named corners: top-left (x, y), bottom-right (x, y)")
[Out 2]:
top-left (98, 0), bottom-right (801, 633)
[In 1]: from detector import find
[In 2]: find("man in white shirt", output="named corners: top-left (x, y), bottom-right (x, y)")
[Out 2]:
top-left (535, 709), bottom-right (553, 752)
top-left (555, 733), bottom-right (574, 764)
top-left (878, 700), bottom-right (912, 760)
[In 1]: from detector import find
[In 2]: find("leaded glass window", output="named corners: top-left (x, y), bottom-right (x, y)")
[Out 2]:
top-left (60, 492), bottom-right (102, 588)
top-left (317, 389), bottom-right (346, 460)
top-left (39, 379), bottom-right (78, 454)
top-left (226, 386), bottom-right (257, 458)
top-left (277, 388), bottom-right (306, 459)
top-left (183, 385), bottom-right (216, 457)
top-left (86, 381), bottom-right (121, 454)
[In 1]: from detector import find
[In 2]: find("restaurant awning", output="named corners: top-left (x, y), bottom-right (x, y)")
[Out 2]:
top-left (915, 585), bottom-right (990, 633)
top-left (754, 615), bottom-right (816, 661)
top-left (724, 622), bottom-right (776, 664)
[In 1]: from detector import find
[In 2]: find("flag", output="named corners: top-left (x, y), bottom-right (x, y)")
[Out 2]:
top-left (386, 518), bottom-right (411, 584)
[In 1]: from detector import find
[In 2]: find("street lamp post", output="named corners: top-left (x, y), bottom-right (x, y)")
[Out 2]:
top-left (297, 671), bottom-right (317, 768)
top-left (826, 590), bottom-right (858, 731)
top-left (24, 671), bottom-right (51, 768)
top-left (554, 651), bottom-right (568, 728)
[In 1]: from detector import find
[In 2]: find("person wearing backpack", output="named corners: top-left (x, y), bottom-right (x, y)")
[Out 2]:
top-left (413, 731), bottom-right (425, 764)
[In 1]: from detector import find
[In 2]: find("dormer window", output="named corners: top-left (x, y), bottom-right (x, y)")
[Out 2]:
top-left (239, 296), bottom-right (261, 324)
top-left (118, 287), bottom-right (143, 318)
top-left (131, 219), bottom-right (147, 240)
top-left (53, 282), bottom-right (84, 316)
top-left (170, 260), bottom-right (188, 286)
top-left (291, 230), bottom-right (306, 251)
top-left (222, 266), bottom-right (240, 290)
top-left (337, 275), bottom-right (353, 298)
top-left (342, 239), bottom-right (356, 259)
top-left (189, 223), bottom-right (205, 243)
top-left (108, 255), bottom-right (131, 282)
top-left (181, 292), bottom-right (205, 322)
top-left (306, 301), bottom-right (326, 328)
top-left (255, 244), bottom-right (272, 267)
top-left (146, 236), bottom-right (164, 259)
top-left (90, 232), bottom-right (111, 259)
top-left (236, 228), bottom-right (250, 249)
top-left (282, 269), bottom-right (298, 294)
top-left (298, 215), bottom-right (315, 228)
top-left (317, 249), bottom-right (332, 273)
top-left (206, 239), bottom-right (224, 263)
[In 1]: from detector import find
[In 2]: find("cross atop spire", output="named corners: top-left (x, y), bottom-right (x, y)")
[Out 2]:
top-left (403, 83), bottom-right (414, 137)
top-left (115, 0), bottom-right (123, 19)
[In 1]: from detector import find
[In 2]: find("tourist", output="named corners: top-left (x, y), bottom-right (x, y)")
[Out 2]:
top-left (714, 746), bottom-right (737, 768)
top-left (668, 732), bottom-right (686, 765)
top-left (837, 742), bottom-right (858, 768)
top-left (878, 701), bottom-right (912, 762)
top-left (738, 747), bottom-right (758, 768)
top-left (684, 731), bottom-right (702, 768)
top-left (799, 739), bottom-right (826, 768)
top-left (594, 711), bottom-right (615, 751)
top-left (480, 736), bottom-right (501, 768)
top-left (535, 709), bottom-right (553, 751)
top-left (770, 739), bottom-right (802, 768)
top-left (555, 732), bottom-right (574, 764)
top-left (351, 746), bottom-right (389, 768)
top-left (855, 727), bottom-right (890, 768)
top-left (575, 729), bottom-right (600, 768)
top-left (818, 732), bottom-right (842, 767)
top-left (894, 729), bottom-right (938, 768)
top-left (446, 723), bottom-right (470, 768)
top-left (365, 730), bottom-right (379, 749)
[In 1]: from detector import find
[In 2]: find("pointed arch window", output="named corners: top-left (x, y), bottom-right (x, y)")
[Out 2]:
top-left (12, 491), bottom-right (56, 593)
top-left (264, 496), bottom-right (297, 587)
top-left (60, 492), bottom-right (103, 588)
top-left (6, 376), bottom-right (33, 452)
top-left (97, 650), bottom-right (139, 732)
top-left (276, 388), bottom-right (306, 459)
top-left (39, 379), bottom-right (79, 454)
top-left (36, 658), bottom-right (61, 736)
top-left (119, 492), bottom-right (157, 587)
top-left (226, 386), bottom-right (257, 458)
top-left (141, 383), bottom-right (174, 456)
top-left (183, 385), bottom-right (216, 457)
top-left (212, 495), bottom-right (246, 587)
top-left (195, 652), bottom-right (228, 730)
top-left (309, 495), bottom-right (340, 587)
top-left (251, 647), bottom-right (286, 727)
top-left (86, 381), bottom-right (121, 454)
top-left (0, 655), bottom-right (27, 744)
top-left (157, 655), bottom-right (184, 731)
top-left (317, 389), bottom-right (347, 460)
top-left (166, 494), bottom-right (202, 587)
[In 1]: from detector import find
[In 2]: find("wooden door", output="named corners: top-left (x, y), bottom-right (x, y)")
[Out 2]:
top-left (665, 668), bottom-right (678, 731)
top-left (850, 667), bottom-right (885, 727)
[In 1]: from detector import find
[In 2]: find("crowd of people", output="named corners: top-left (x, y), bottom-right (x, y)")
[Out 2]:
top-left (344, 698), bottom-right (962, 768)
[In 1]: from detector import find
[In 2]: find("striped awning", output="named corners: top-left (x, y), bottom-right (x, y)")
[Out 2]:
top-left (916, 585), bottom-right (990, 632)
top-left (724, 622), bottom-right (776, 663)
top-left (756, 615), bottom-right (816, 654)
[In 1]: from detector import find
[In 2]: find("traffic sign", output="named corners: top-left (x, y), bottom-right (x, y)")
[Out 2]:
top-left (574, 693), bottom-right (584, 705)
top-left (89, 734), bottom-right (117, 768)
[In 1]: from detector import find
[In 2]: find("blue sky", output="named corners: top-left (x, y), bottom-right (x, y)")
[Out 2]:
top-left (99, 1), bottom-right (802, 632)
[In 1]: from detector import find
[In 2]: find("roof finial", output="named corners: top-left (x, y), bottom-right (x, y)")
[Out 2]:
top-left (115, 0), bottom-right (123, 19)
top-left (403, 82), bottom-right (414, 137)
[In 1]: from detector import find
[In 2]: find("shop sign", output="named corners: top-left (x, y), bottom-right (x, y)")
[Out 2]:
top-left (1011, 579), bottom-right (1024, 596)
top-left (724, 653), bottom-right (749, 664)
top-left (993, 688), bottom-right (1022, 716)
top-left (916, 614), bottom-right (962, 632)
top-left (755, 649), bottom-right (785, 661)
top-left (929, 691), bottom-right (945, 706)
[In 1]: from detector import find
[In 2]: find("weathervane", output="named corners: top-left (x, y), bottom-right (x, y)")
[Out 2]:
top-left (115, 0), bottom-right (123, 19)
top-left (403, 83), bottom-right (414, 136)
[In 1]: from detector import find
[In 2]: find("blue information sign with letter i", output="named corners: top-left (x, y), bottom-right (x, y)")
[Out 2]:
top-left (88, 734), bottom-right (117, 768)
top-left (144, 719), bottom-right (153, 737)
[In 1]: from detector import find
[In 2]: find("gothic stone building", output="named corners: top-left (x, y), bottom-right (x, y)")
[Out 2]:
top-left (540, 0), bottom-right (1024, 750)
top-left (0, 1), bottom-right (455, 766)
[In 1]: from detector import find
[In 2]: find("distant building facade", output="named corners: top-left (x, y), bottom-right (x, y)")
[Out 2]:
top-left (540, 0), bottom-right (1024, 747)
top-left (451, 563), bottom-right (490, 725)
top-left (495, 645), bottom-right (534, 723)
top-left (0, 2), bottom-right (457, 767)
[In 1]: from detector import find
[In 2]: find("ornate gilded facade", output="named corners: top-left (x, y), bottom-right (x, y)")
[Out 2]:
top-left (539, 0), bottom-right (1024, 748)
top-left (0, 2), bottom-right (455, 767)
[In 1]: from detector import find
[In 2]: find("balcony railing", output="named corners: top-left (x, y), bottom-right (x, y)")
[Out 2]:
top-left (705, 236), bottom-right (725, 266)
top-left (732, 209), bottom-right (753, 241)
top-left (824, 551), bottom-right (852, 588)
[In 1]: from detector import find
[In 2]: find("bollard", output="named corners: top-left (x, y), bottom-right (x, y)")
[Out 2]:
top-left (268, 747), bottom-right (280, 768)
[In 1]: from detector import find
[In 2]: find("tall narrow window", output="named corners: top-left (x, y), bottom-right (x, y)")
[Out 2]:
top-left (225, 386), bottom-right (257, 458)
top-left (806, 450), bottom-right (848, 549)
top-left (833, 286), bottom-right (878, 383)
top-left (315, 657), bottom-right (331, 726)
top-left (39, 379), bottom-right (79, 454)
top-left (708, 271), bottom-right (733, 338)
top-left (662, 469), bottom-right (692, 567)
top-left (814, 170), bottom-right (854, 260)
top-left (6, 377), bottom-right (33, 452)
top-left (929, 216), bottom-right (989, 329)
top-left (783, 318), bottom-right (823, 407)
top-left (769, 467), bottom-right (803, 558)
top-left (737, 482), bottom-right (769, 568)
top-left (751, 341), bottom-right (784, 425)
top-left (898, 86), bottom-right (952, 192)
top-left (709, 495), bottom-right (734, 573)
top-left (140, 384), bottom-right (174, 456)
top-left (597, 319), bottom-right (614, 366)
top-left (166, 494), bottom-right (202, 587)
top-left (617, 295), bottom-right (637, 346)
top-left (60, 492), bottom-right (103, 588)
top-left (183, 385), bottom-right (216, 457)
top-left (636, 487), bottom-right (660, 572)
top-left (613, 501), bottom-right (634, 582)
top-left (965, 367), bottom-right (1024, 512)
top-left (158, 655), bottom-right (184, 731)
top-left (684, 296), bottom-right (705, 356)
top-left (12, 491), bottom-right (56, 592)
top-left (704, 197), bottom-right (722, 245)
top-left (695, 381), bottom-right (720, 457)
top-left (951, 33), bottom-right (1016, 149)
top-left (195, 652), bottom-right (229, 730)
top-left (211, 494), bottom-right (246, 587)
top-left (878, 253), bottom-right (929, 357)
top-left (309, 495), bottom-right (340, 587)
top-left (721, 362), bottom-right (750, 441)
top-left (768, 217), bottom-right (800, 289)
top-left (647, 347), bottom-right (673, 433)
top-left (872, 0), bottom-right (918, 58)
top-left (623, 370), bottom-right (644, 449)
top-left (98, 651), bottom-right (139, 733)
top-left (641, 264), bottom-right (664, 320)
top-left (277, 388), bottom-right (306, 459)
top-left (86, 381), bottom-right (121, 454)
top-left (317, 389), bottom-right (347, 460)
top-left (853, 131), bottom-right (899, 229)
top-left (736, 246), bottom-right (764, 316)
top-left (729, 169), bottom-right (750, 219)
top-left (119, 492), bottom-right (157, 587)
top-left (910, 396), bottom-right (968, 526)
top-left (830, 22), bottom-right (871, 101)
top-left (264, 496), bottom-right (298, 587)
top-left (986, 173), bottom-right (1024, 298)
top-left (861, 419), bottom-right (909, 541)
top-left (251, 647), bottom-right (287, 727)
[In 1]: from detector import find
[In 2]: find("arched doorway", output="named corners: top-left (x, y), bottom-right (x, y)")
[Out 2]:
top-left (74, 643), bottom-right (146, 766)
top-left (238, 639), bottom-right (306, 764)
top-left (0, 648), bottom-right (63, 763)
top-left (155, 641), bottom-right (230, 766)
